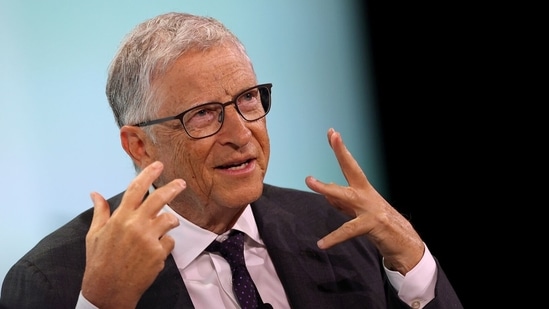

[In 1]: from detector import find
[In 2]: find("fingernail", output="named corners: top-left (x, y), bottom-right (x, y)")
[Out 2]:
top-left (317, 239), bottom-right (325, 249)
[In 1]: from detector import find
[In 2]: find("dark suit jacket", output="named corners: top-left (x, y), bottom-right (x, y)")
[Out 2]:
top-left (0, 184), bottom-right (463, 308)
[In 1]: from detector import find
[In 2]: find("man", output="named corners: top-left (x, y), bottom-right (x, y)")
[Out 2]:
top-left (0, 12), bottom-right (463, 309)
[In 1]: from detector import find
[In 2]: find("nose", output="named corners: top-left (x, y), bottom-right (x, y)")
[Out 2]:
top-left (216, 104), bottom-right (252, 146)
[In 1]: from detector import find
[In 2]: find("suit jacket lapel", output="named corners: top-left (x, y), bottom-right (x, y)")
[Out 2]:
top-left (136, 255), bottom-right (195, 308)
top-left (252, 193), bottom-right (339, 308)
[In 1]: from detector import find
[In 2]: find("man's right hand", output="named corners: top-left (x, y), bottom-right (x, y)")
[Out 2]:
top-left (81, 161), bottom-right (185, 309)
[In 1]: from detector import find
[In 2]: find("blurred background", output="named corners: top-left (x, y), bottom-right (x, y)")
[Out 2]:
top-left (1, 0), bottom-right (475, 306)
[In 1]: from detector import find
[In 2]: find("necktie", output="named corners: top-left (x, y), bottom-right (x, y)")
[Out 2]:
top-left (206, 230), bottom-right (261, 309)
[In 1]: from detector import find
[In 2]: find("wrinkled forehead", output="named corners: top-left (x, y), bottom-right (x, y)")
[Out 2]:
top-left (150, 43), bottom-right (256, 113)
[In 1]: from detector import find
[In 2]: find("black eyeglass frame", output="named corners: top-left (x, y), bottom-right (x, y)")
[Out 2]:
top-left (132, 83), bottom-right (272, 139)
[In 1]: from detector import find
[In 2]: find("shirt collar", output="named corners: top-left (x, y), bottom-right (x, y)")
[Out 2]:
top-left (160, 202), bottom-right (263, 270)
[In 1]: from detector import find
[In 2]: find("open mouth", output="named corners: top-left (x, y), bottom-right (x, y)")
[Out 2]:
top-left (217, 159), bottom-right (252, 170)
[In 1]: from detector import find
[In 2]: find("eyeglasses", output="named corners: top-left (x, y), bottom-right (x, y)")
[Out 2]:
top-left (133, 83), bottom-right (272, 139)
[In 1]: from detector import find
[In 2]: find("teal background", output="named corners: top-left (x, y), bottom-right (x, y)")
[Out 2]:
top-left (0, 0), bottom-right (384, 282)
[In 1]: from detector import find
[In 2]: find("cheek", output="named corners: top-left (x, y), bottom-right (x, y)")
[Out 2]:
top-left (167, 140), bottom-right (212, 183)
top-left (259, 120), bottom-right (270, 146)
top-left (254, 124), bottom-right (271, 167)
top-left (260, 134), bottom-right (270, 161)
top-left (151, 133), bottom-right (194, 182)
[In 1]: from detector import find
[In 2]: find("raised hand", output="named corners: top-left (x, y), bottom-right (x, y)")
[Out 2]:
top-left (82, 161), bottom-right (185, 308)
top-left (305, 128), bottom-right (424, 274)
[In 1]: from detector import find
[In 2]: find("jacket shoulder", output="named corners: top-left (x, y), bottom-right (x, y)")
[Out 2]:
top-left (0, 191), bottom-right (126, 309)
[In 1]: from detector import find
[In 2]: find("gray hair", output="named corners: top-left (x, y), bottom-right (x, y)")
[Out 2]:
top-left (106, 12), bottom-right (252, 130)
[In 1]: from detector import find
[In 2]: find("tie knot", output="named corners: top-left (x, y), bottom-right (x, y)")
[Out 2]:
top-left (206, 230), bottom-right (246, 266)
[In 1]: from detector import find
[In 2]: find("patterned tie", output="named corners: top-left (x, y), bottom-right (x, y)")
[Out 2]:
top-left (206, 230), bottom-right (260, 309)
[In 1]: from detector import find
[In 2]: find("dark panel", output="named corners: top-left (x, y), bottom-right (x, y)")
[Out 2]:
top-left (362, 3), bottom-right (484, 307)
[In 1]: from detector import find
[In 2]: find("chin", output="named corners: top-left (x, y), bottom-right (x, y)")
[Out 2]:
top-left (227, 182), bottom-right (263, 206)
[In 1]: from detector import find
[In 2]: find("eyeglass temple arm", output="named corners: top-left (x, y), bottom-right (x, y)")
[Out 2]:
top-left (134, 115), bottom-right (179, 127)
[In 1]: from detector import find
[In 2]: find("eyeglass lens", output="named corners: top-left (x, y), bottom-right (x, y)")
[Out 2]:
top-left (182, 85), bottom-right (271, 138)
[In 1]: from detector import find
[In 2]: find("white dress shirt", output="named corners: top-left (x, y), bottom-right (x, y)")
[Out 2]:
top-left (77, 204), bottom-right (436, 309)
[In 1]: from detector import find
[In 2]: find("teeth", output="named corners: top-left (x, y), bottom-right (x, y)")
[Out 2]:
top-left (226, 162), bottom-right (248, 170)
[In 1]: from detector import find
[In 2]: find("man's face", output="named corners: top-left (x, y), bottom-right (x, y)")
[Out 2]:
top-left (142, 43), bottom-right (270, 218)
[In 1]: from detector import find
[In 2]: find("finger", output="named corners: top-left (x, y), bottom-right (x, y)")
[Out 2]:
top-left (88, 192), bottom-right (110, 236)
top-left (159, 234), bottom-right (176, 256)
top-left (305, 176), bottom-right (357, 217)
top-left (305, 175), bottom-right (338, 196)
top-left (138, 178), bottom-right (186, 218)
top-left (317, 218), bottom-right (363, 250)
top-left (120, 161), bottom-right (165, 211)
top-left (327, 128), bottom-right (368, 188)
top-left (151, 212), bottom-right (180, 238)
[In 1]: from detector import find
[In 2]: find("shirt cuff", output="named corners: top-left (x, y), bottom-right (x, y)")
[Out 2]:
top-left (76, 291), bottom-right (99, 309)
top-left (384, 243), bottom-right (437, 309)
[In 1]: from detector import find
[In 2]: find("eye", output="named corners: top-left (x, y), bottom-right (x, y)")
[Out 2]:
top-left (242, 88), bottom-right (258, 101)
top-left (184, 104), bottom-right (221, 128)
top-left (237, 88), bottom-right (260, 110)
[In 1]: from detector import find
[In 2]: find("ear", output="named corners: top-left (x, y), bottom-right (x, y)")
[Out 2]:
top-left (120, 125), bottom-right (154, 170)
